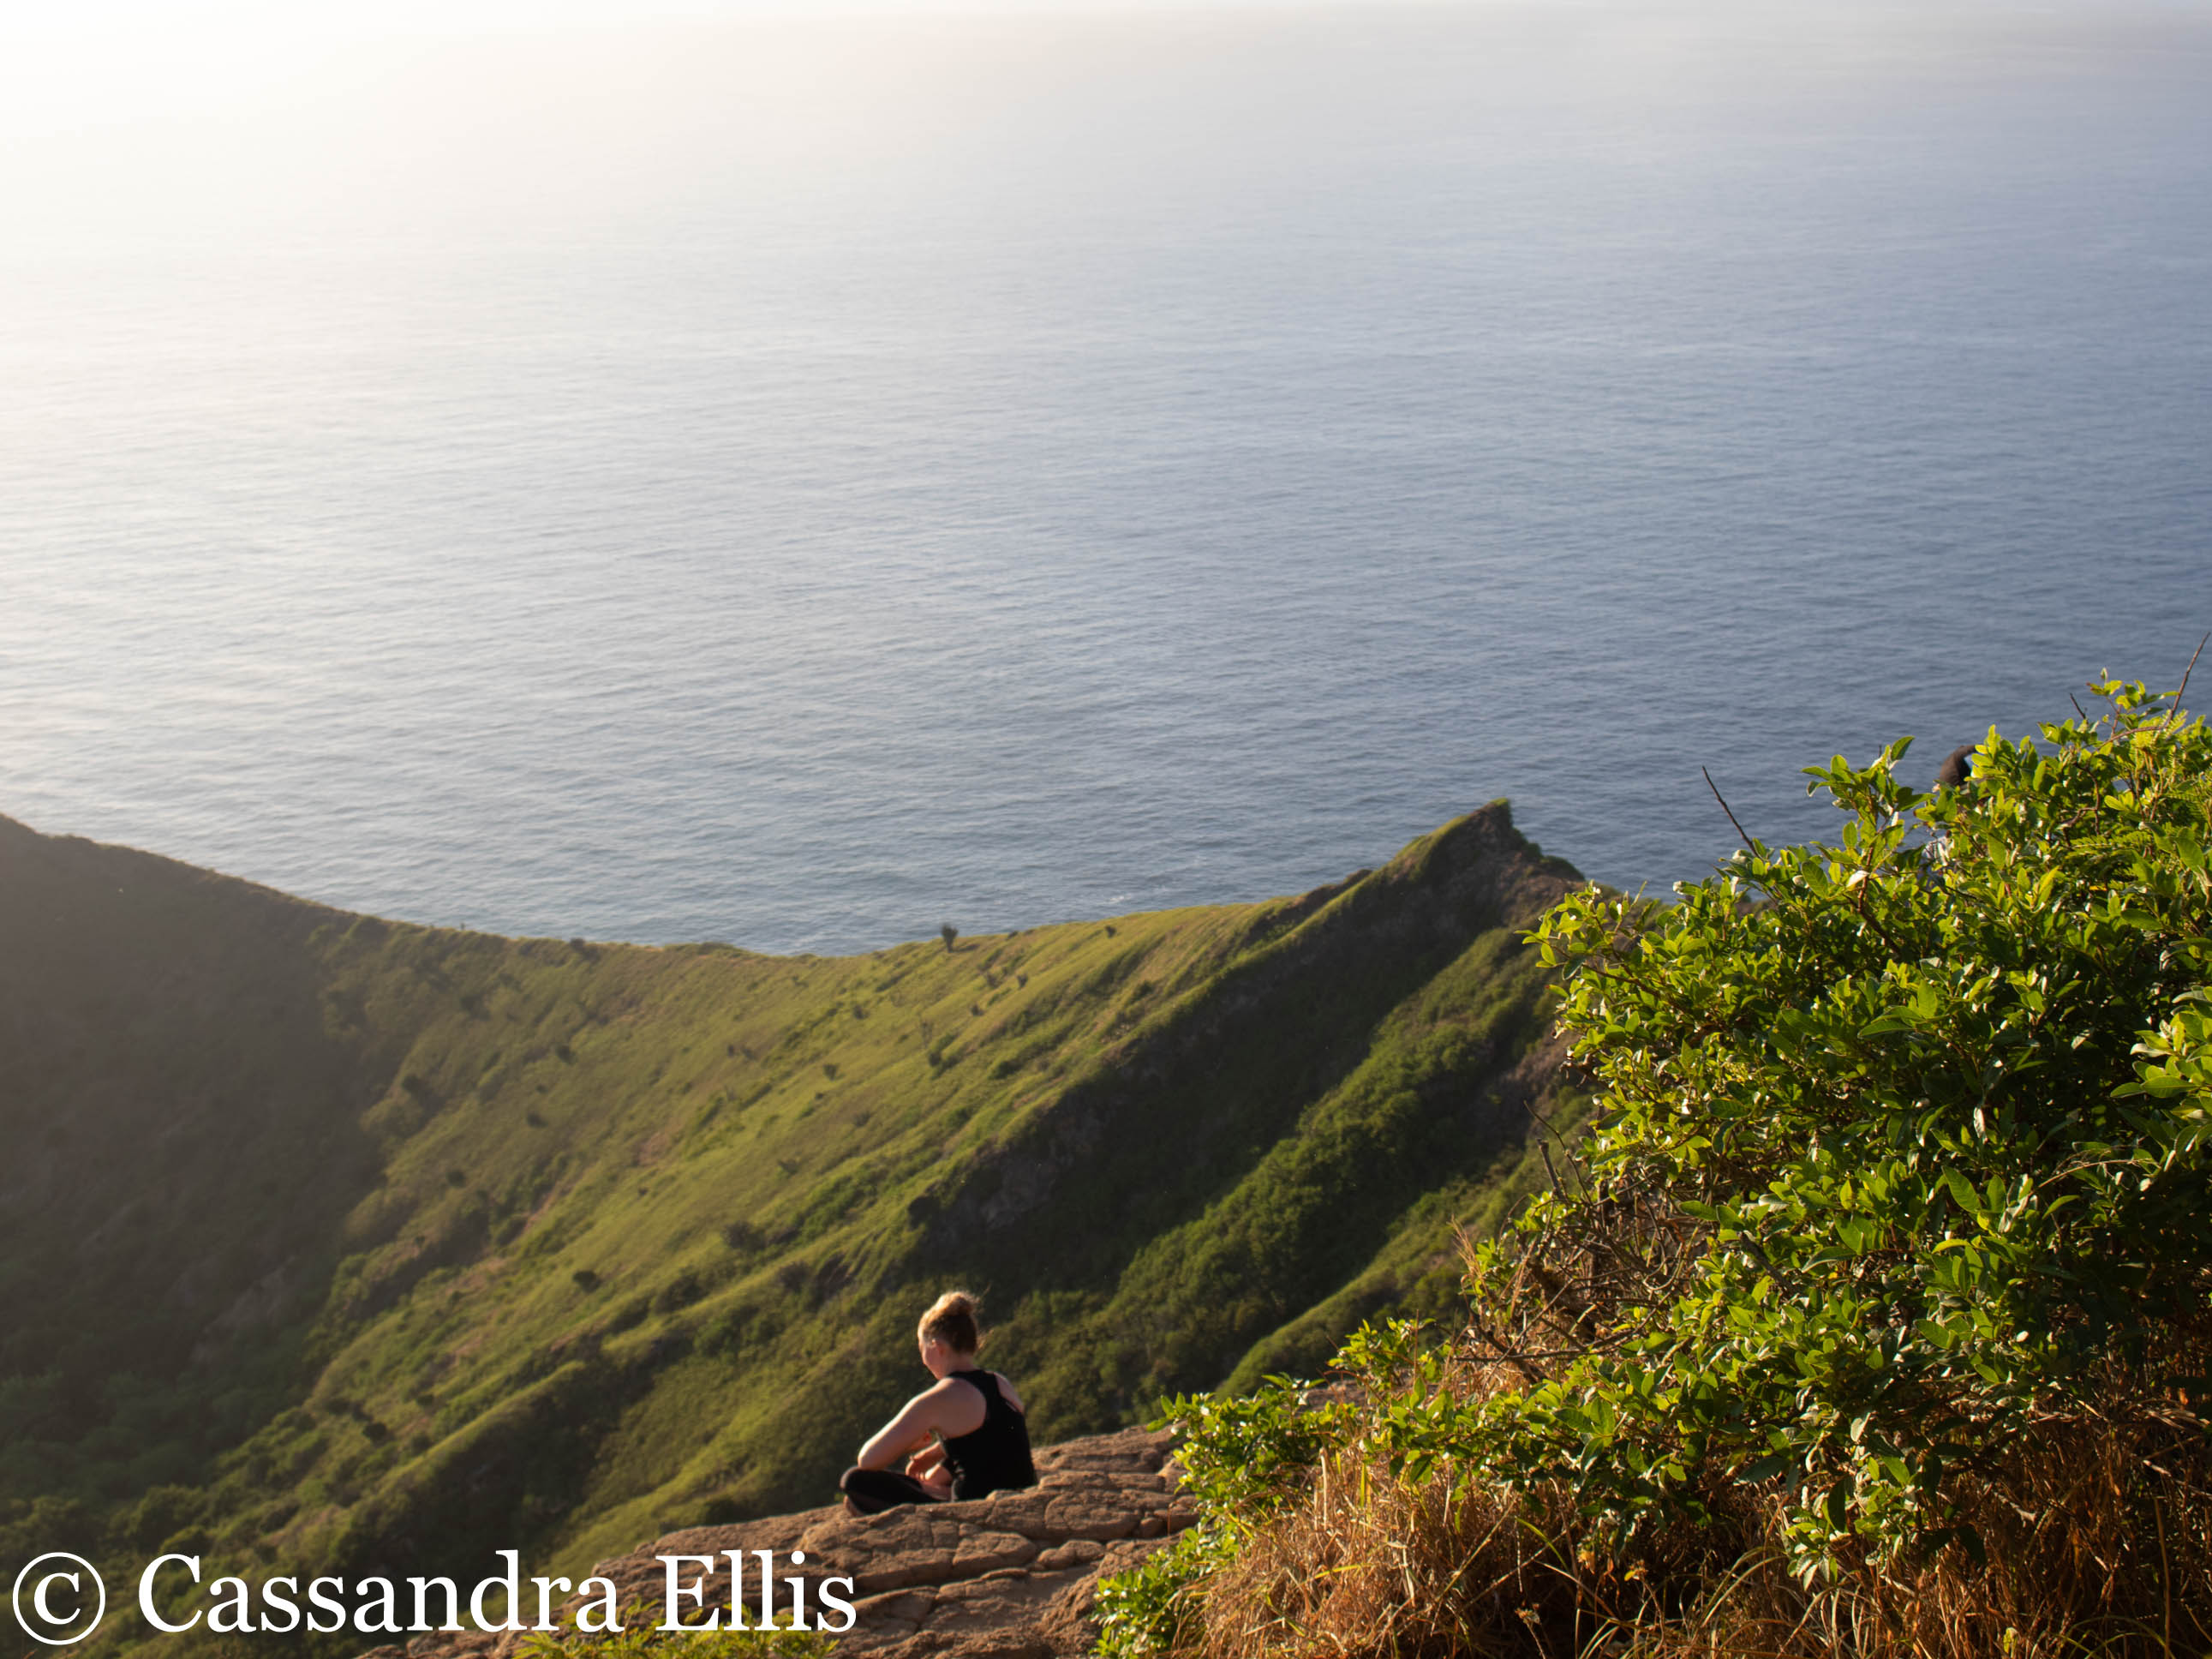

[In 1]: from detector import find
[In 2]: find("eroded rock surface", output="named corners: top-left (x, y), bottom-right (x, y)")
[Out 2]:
top-left (356, 1426), bottom-right (1188, 1659)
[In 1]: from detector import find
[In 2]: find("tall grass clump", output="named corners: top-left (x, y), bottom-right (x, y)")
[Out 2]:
top-left (1101, 674), bottom-right (2212, 1659)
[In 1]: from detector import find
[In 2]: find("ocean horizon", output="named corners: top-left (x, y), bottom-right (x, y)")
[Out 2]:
top-left (3, 2), bottom-right (2207, 953)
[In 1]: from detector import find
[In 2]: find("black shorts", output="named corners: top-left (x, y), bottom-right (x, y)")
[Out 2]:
top-left (839, 1465), bottom-right (941, 1514)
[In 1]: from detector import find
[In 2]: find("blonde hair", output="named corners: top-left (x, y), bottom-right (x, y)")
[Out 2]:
top-left (918, 1289), bottom-right (982, 1355)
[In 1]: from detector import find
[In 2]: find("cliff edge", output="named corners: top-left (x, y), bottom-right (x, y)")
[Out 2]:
top-left (359, 1425), bottom-right (1188, 1659)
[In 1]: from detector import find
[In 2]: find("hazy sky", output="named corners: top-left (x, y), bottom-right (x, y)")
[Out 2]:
top-left (1, 0), bottom-right (1404, 134)
top-left (3, 0), bottom-right (2203, 246)
top-left (6, 0), bottom-right (2201, 137)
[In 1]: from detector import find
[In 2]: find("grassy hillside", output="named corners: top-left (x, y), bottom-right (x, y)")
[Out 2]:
top-left (0, 805), bottom-right (1580, 1654)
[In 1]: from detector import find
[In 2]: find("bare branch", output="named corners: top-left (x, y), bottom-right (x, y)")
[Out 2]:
top-left (1703, 766), bottom-right (1755, 853)
top-left (2164, 630), bottom-right (2211, 732)
top-left (2179, 630), bottom-right (2209, 704)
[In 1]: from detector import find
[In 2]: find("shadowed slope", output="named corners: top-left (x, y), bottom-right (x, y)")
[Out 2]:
top-left (0, 818), bottom-right (386, 1497)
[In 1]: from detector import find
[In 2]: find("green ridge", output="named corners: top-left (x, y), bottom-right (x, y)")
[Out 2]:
top-left (0, 805), bottom-right (1580, 1653)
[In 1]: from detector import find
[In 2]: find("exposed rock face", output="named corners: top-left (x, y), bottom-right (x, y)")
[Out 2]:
top-left (356, 1427), bottom-right (1188, 1659)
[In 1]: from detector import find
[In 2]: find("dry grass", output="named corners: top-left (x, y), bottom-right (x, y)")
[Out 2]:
top-left (1192, 1345), bottom-right (2212, 1659)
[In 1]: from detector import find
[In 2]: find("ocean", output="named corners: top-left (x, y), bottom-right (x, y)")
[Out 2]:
top-left (2, 2), bottom-right (2207, 952)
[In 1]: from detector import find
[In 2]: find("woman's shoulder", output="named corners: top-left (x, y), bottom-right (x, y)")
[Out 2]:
top-left (912, 1372), bottom-right (985, 1431)
top-left (939, 1368), bottom-right (1022, 1416)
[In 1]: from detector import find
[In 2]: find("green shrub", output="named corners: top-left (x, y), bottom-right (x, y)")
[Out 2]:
top-left (1109, 674), bottom-right (2212, 1655)
top-left (1470, 677), bottom-right (2212, 1574)
top-left (1094, 1381), bottom-right (1347, 1658)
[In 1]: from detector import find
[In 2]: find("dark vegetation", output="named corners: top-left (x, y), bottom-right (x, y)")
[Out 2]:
top-left (0, 801), bottom-right (1580, 1656)
top-left (1102, 677), bottom-right (2212, 1659)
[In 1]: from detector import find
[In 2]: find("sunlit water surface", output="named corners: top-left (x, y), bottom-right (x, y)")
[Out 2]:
top-left (3, 5), bottom-right (2208, 950)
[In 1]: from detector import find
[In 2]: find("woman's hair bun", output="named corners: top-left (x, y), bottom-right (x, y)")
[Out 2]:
top-left (919, 1289), bottom-right (983, 1353)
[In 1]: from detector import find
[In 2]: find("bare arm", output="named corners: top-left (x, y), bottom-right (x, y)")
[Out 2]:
top-left (855, 1378), bottom-right (987, 1470)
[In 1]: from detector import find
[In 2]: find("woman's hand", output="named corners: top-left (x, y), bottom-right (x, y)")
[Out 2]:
top-left (900, 1440), bottom-right (954, 1497)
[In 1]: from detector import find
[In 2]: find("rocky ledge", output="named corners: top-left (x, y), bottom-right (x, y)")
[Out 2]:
top-left (359, 1426), bottom-right (1190, 1659)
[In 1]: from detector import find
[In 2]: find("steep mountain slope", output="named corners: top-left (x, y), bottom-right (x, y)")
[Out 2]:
top-left (0, 805), bottom-right (1580, 1653)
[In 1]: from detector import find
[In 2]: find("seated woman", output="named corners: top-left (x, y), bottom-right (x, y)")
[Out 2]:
top-left (840, 1290), bottom-right (1037, 1515)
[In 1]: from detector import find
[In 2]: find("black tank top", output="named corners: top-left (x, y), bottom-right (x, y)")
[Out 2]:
top-left (940, 1369), bottom-right (1037, 1500)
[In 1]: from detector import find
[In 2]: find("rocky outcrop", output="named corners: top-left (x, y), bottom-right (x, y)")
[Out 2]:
top-left (358, 1426), bottom-right (1189, 1658)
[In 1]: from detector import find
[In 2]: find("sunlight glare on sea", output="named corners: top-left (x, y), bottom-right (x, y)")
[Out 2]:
top-left (1, 3), bottom-right (2207, 950)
